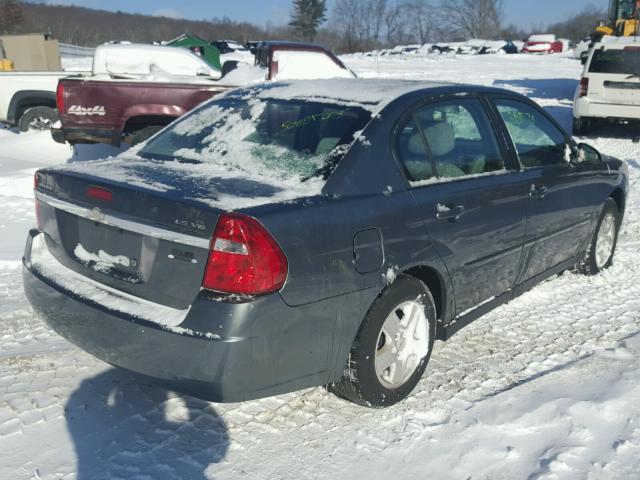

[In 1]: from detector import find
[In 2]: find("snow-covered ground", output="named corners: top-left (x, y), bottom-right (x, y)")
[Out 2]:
top-left (1, 53), bottom-right (640, 479)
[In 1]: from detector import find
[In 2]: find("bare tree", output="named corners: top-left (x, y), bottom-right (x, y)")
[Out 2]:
top-left (0, 0), bottom-right (24, 34)
top-left (333, 0), bottom-right (396, 51)
top-left (403, 0), bottom-right (440, 43)
top-left (546, 6), bottom-right (606, 42)
top-left (440, 0), bottom-right (503, 40)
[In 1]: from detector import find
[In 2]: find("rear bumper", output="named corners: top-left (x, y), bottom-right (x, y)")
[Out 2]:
top-left (23, 230), bottom-right (345, 402)
top-left (51, 126), bottom-right (122, 146)
top-left (574, 97), bottom-right (640, 121)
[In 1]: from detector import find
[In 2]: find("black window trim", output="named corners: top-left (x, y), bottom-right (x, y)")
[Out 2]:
top-left (390, 93), bottom-right (517, 189)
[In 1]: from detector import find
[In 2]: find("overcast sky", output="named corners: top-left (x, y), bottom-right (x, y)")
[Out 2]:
top-left (41, 0), bottom-right (610, 29)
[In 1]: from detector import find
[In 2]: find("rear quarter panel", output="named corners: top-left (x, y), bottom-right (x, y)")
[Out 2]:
top-left (241, 93), bottom-right (457, 374)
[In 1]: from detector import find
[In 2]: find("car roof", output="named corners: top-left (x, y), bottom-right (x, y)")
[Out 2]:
top-left (228, 78), bottom-right (522, 112)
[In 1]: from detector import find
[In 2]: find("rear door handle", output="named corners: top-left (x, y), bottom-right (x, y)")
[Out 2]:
top-left (529, 184), bottom-right (549, 199)
top-left (436, 203), bottom-right (465, 221)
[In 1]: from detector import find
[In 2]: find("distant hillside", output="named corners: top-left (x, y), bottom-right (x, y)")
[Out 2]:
top-left (12, 2), bottom-right (274, 47)
top-left (2, 2), bottom-right (605, 53)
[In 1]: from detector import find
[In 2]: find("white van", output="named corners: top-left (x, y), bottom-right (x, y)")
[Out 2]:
top-left (573, 36), bottom-right (640, 135)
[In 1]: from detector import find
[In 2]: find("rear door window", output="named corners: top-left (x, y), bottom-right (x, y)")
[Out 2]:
top-left (396, 98), bottom-right (505, 184)
top-left (589, 48), bottom-right (640, 75)
top-left (494, 99), bottom-right (567, 168)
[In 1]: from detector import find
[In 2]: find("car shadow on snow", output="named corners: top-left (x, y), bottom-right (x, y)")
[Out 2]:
top-left (493, 78), bottom-right (579, 102)
top-left (65, 368), bottom-right (229, 479)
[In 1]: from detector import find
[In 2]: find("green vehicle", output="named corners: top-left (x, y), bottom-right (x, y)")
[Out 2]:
top-left (167, 34), bottom-right (222, 71)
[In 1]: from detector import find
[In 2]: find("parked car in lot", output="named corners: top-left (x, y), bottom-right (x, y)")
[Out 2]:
top-left (209, 39), bottom-right (254, 66)
top-left (523, 34), bottom-right (572, 54)
top-left (24, 79), bottom-right (628, 407)
top-left (573, 36), bottom-right (640, 135)
top-left (53, 41), bottom-right (355, 146)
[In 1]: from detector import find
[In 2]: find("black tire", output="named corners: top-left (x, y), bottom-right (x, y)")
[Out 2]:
top-left (221, 60), bottom-right (239, 77)
top-left (573, 116), bottom-right (591, 136)
top-left (580, 198), bottom-right (620, 275)
top-left (18, 106), bottom-right (59, 132)
top-left (329, 274), bottom-right (437, 408)
top-left (129, 125), bottom-right (163, 145)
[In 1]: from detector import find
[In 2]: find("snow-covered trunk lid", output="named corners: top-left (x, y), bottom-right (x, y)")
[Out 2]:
top-left (34, 168), bottom-right (219, 310)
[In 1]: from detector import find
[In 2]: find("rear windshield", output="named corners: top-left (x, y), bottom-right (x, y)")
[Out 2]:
top-left (589, 48), bottom-right (640, 75)
top-left (139, 97), bottom-right (371, 180)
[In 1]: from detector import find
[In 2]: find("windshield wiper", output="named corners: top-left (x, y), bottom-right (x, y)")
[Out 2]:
top-left (626, 72), bottom-right (640, 80)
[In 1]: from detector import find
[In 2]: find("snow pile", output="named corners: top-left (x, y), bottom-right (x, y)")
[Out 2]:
top-left (350, 39), bottom-right (523, 58)
top-left (218, 63), bottom-right (267, 85)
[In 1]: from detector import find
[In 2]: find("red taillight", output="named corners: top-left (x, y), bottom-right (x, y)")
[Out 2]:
top-left (86, 186), bottom-right (113, 202)
top-left (56, 82), bottom-right (65, 114)
top-left (202, 213), bottom-right (288, 295)
top-left (579, 77), bottom-right (589, 98)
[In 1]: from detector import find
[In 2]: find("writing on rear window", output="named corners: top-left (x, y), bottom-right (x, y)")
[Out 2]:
top-left (590, 49), bottom-right (640, 75)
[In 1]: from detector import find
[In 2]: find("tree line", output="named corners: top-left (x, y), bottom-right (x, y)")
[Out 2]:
top-left (0, 0), bottom-right (605, 53)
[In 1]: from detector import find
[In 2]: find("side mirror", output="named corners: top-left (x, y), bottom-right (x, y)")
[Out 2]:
top-left (576, 143), bottom-right (601, 163)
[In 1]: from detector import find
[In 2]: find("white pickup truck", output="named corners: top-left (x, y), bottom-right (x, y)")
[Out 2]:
top-left (0, 71), bottom-right (82, 131)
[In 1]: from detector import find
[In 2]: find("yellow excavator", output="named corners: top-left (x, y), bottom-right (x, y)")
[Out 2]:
top-left (596, 0), bottom-right (640, 37)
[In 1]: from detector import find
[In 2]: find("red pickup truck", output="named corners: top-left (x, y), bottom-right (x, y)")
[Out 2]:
top-left (53, 41), bottom-right (354, 146)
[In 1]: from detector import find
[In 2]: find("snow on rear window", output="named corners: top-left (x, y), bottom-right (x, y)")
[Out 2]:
top-left (139, 96), bottom-right (372, 181)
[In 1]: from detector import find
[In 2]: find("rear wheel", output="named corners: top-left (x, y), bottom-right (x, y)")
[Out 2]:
top-left (221, 60), bottom-right (239, 77)
top-left (18, 106), bottom-right (59, 132)
top-left (573, 116), bottom-right (592, 136)
top-left (580, 199), bottom-right (620, 275)
top-left (329, 275), bottom-right (436, 408)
